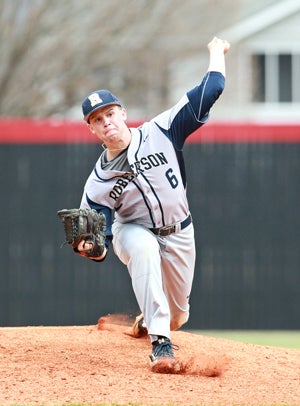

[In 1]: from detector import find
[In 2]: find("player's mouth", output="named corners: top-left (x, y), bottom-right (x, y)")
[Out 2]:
top-left (104, 127), bottom-right (117, 136)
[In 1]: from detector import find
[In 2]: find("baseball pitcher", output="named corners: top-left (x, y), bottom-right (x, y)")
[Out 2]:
top-left (58, 37), bottom-right (230, 373)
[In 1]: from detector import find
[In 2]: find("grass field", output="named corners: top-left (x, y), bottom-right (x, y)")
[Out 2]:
top-left (190, 330), bottom-right (300, 349)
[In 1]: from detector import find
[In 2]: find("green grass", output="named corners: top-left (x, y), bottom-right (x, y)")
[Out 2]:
top-left (190, 330), bottom-right (300, 349)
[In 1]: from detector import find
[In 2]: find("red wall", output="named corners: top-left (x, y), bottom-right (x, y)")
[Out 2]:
top-left (1, 118), bottom-right (300, 144)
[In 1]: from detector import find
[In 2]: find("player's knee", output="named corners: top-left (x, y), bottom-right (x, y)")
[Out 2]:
top-left (170, 311), bottom-right (189, 331)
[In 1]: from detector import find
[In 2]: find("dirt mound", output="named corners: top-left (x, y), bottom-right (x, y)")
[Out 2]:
top-left (0, 314), bottom-right (299, 405)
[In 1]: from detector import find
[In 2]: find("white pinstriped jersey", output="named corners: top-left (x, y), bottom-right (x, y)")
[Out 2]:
top-left (80, 71), bottom-right (225, 239)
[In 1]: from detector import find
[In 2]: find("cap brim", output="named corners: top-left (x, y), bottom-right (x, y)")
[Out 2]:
top-left (84, 102), bottom-right (122, 122)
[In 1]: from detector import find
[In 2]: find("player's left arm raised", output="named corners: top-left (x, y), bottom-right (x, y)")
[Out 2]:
top-left (187, 36), bottom-right (230, 125)
top-left (207, 36), bottom-right (230, 77)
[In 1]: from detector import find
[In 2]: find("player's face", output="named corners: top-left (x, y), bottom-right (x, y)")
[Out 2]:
top-left (87, 105), bottom-right (128, 145)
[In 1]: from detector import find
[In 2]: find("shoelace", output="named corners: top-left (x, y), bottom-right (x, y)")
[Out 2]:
top-left (153, 339), bottom-right (179, 358)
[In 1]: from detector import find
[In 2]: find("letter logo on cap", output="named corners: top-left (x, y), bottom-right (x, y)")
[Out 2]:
top-left (88, 93), bottom-right (102, 107)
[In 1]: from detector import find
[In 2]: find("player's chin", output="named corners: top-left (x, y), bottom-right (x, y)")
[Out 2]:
top-left (103, 134), bottom-right (121, 145)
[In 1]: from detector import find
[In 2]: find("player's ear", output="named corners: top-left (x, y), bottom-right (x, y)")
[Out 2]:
top-left (121, 108), bottom-right (127, 120)
top-left (87, 122), bottom-right (96, 134)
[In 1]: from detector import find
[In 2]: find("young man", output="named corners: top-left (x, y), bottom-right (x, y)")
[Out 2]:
top-left (77, 37), bottom-right (230, 372)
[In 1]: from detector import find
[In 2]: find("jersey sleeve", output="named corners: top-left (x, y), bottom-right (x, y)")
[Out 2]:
top-left (187, 71), bottom-right (225, 125)
top-left (153, 71), bottom-right (225, 150)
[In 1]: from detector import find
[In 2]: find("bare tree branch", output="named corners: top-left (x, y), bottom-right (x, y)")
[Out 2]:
top-left (0, 0), bottom-right (238, 118)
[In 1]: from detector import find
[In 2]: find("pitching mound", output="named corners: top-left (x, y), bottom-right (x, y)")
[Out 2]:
top-left (0, 314), bottom-right (299, 405)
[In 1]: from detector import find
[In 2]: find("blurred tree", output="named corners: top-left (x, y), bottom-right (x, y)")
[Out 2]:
top-left (0, 0), bottom-right (245, 119)
top-left (0, 0), bottom-right (176, 118)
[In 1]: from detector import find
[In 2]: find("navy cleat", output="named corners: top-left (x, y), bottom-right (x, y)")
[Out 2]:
top-left (149, 336), bottom-right (180, 373)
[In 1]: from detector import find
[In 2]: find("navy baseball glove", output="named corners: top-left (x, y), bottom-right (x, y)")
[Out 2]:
top-left (57, 208), bottom-right (106, 258)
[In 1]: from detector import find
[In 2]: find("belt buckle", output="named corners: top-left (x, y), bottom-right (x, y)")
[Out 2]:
top-left (157, 225), bottom-right (176, 237)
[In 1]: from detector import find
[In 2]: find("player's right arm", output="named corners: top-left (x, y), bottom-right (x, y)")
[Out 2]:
top-left (77, 240), bottom-right (107, 260)
top-left (78, 192), bottom-right (112, 261)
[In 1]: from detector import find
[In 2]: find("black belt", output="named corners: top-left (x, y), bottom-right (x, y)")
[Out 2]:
top-left (150, 214), bottom-right (192, 237)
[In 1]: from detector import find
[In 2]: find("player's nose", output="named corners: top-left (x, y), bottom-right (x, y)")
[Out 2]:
top-left (103, 116), bottom-right (111, 126)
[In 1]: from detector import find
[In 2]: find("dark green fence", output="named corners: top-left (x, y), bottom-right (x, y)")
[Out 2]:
top-left (1, 141), bottom-right (299, 329)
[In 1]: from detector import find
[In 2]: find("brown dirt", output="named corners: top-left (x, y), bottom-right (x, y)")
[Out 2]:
top-left (0, 314), bottom-right (299, 405)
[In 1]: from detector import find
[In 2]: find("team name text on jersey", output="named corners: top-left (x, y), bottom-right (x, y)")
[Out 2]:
top-left (130, 152), bottom-right (168, 175)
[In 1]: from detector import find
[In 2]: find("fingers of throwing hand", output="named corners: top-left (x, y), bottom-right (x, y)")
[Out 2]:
top-left (208, 37), bottom-right (230, 53)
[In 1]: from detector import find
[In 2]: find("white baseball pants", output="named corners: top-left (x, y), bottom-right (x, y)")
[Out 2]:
top-left (112, 221), bottom-right (196, 340)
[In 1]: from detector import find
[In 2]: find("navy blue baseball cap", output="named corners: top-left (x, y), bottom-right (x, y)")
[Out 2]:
top-left (82, 89), bottom-right (122, 122)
